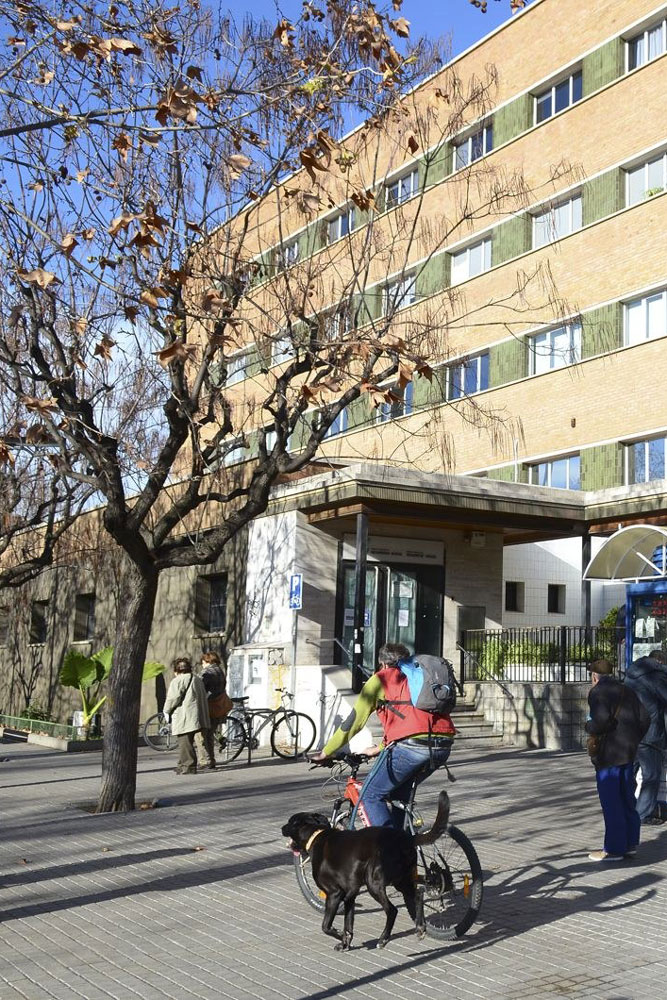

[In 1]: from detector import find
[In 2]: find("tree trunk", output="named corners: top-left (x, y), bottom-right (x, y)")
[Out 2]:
top-left (97, 563), bottom-right (159, 812)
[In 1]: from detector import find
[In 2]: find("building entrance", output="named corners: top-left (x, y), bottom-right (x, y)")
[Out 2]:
top-left (339, 562), bottom-right (444, 679)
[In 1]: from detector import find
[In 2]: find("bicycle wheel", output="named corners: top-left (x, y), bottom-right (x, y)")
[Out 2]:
top-left (143, 713), bottom-right (175, 752)
top-left (271, 711), bottom-right (316, 759)
top-left (420, 824), bottom-right (483, 940)
top-left (216, 715), bottom-right (247, 763)
top-left (293, 803), bottom-right (351, 912)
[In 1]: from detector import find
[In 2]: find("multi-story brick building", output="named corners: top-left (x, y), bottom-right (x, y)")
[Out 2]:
top-left (3, 0), bottom-right (667, 744)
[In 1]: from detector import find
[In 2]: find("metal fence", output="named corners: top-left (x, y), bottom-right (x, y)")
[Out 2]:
top-left (0, 714), bottom-right (80, 740)
top-left (460, 626), bottom-right (625, 685)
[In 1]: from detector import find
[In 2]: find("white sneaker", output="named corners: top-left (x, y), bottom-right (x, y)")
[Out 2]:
top-left (588, 850), bottom-right (624, 862)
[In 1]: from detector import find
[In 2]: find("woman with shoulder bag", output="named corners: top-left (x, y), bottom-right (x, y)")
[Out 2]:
top-left (195, 651), bottom-right (232, 770)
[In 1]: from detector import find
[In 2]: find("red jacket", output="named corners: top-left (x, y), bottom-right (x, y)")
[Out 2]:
top-left (376, 666), bottom-right (455, 743)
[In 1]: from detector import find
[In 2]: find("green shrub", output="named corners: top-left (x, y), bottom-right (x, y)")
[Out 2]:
top-left (22, 705), bottom-right (54, 722)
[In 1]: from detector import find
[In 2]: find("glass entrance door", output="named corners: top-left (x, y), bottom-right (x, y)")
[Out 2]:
top-left (339, 563), bottom-right (443, 680)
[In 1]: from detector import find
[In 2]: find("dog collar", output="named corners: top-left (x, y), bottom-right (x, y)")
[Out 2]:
top-left (304, 829), bottom-right (325, 853)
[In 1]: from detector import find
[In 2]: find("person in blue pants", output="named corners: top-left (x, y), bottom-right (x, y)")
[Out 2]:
top-left (585, 659), bottom-right (650, 861)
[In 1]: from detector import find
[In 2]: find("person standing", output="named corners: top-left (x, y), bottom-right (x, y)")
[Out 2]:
top-left (585, 658), bottom-right (649, 861)
top-left (195, 651), bottom-right (228, 770)
top-left (624, 648), bottom-right (667, 824)
top-left (163, 657), bottom-right (210, 775)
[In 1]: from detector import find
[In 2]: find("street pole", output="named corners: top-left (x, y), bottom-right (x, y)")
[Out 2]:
top-left (352, 511), bottom-right (368, 693)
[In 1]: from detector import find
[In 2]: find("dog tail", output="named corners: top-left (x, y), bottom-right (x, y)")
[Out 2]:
top-left (414, 790), bottom-right (450, 845)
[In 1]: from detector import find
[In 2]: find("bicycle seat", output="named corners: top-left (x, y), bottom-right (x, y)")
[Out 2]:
top-left (231, 696), bottom-right (249, 703)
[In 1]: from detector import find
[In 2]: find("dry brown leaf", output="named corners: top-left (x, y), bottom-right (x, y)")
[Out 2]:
top-left (22, 396), bottom-right (58, 415)
top-left (16, 267), bottom-right (60, 289)
top-left (0, 444), bottom-right (14, 466)
top-left (390, 17), bottom-right (410, 37)
top-left (140, 287), bottom-right (169, 309)
top-left (81, 227), bottom-right (96, 240)
top-left (186, 65), bottom-right (203, 81)
top-left (71, 316), bottom-right (87, 336)
top-left (154, 341), bottom-right (198, 367)
top-left (76, 168), bottom-right (89, 183)
top-left (407, 135), bottom-right (419, 154)
top-left (26, 423), bottom-right (53, 444)
top-left (60, 233), bottom-right (78, 258)
top-left (227, 153), bottom-right (251, 178)
top-left (93, 336), bottom-right (116, 361)
top-left (108, 212), bottom-right (138, 237)
top-left (112, 132), bottom-right (132, 162)
top-left (124, 305), bottom-right (139, 323)
top-left (27, 180), bottom-right (44, 192)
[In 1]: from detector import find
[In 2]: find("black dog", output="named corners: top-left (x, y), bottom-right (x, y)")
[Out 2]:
top-left (282, 790), bottom-right (450, 951)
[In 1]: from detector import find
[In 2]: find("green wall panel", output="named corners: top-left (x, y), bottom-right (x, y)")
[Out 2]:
top-left (582, 169), bottom-right (623, 226)
top-left (493, 215), bottom-right (531, 266)
top-left (416, 253), bottom-right (450, 299)
top-left (489, 338), bottom-right (527, 387)
top-left (420, 141), bottom-right (453, 187)
top-left (582, 38), bottom-right (624, 96)
top-left (413, 367), bottom-right (447, 408)
top-left (580, 442), bottom-right (624, 490)
top-left (493, 93), bottom-right (533, 147)
top-left (581, 303), bottom-right (623, 358)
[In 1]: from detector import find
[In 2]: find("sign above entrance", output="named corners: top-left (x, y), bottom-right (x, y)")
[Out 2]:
top-left (342, 535), bottom-right (444, 566)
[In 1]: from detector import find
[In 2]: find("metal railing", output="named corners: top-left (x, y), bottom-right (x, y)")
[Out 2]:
top-left (0, 714), bottom-right (80, 740)
top-left (460, 626), bottom-right (625, 685)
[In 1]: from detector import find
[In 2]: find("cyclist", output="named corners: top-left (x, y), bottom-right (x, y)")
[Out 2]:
top-left (310, 642), bottom-right (455, 828)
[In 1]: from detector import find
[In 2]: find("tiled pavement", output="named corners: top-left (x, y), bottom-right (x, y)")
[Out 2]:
top-left (1, 740), bottom-right (665, 1000)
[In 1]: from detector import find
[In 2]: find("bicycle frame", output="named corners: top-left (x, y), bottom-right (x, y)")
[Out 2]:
top-left (229, 688), bottom-right (295, 764)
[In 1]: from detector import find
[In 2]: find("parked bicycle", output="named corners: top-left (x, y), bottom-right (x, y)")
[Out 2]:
top-left (293, 751), bottom-right (483, 940)
top-left (217, 688), bottom-right (317, 763)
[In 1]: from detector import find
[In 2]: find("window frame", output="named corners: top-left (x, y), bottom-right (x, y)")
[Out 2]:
top-left (276, 239), bottom-right (300, 270)
top-left (547, 583), bottom-right (566, 614)
top-left (195, 572), bottom-right (228, 635)
top-left (625, 151), bottom-right (667, 206)
top-left (323, 407), bottom-right (349, 439)
top-left (73, 592), bottom-right (96, 643)
top-left (626, 18), bottom-right (667, 71)
top-left (624, 289), bottom-right (667, 346)
top-left (29, 599), bottom-right (49, 645)
top-left (528, 454), bottom-right (581, 490)
top-left (532, 193), bottom-right (582, 248)
top-left (625, 435), bottom-right (667, 485)
top-left (534, 69), bottom-right (582, 124)
top-left (453, 124), bottom-right (494, 171)
top-left (529, 322), bottom-right (581, 375)
top-left (383, 273), bottom-right (417, 314)
top-left (385, 167), bottom-right (420, 209)
top-left (224, 348), bottom-right (250, 386)
top-left (271, 333), bottom-right (295, 367)
top-left (376, 381), bottom-right (414, 424)
top-left (505, 581), bottom-right (525, 613)
top-left (221, 438), bottom-right (248, 466)
top-left (327, 206), bottom-right (356, 244)
top-left (447, 352), bottom-right (490, 400)
top-left (450, 237), bottom-right (492, 286)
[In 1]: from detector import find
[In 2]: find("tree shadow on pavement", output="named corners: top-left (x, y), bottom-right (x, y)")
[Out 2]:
top-left (0, 847), bottom-right (196, 889)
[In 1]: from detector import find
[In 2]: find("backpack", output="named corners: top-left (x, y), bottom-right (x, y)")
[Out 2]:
top-left (398, 655), bottom-right (457, 715)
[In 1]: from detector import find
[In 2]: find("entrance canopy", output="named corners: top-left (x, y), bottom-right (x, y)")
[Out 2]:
top-left (584, 525), bottom-right (667, 581)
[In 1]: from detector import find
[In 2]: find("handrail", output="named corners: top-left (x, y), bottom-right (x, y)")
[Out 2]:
top-left (456, 643), bottom-right (516, 703)
top-left (305, 636), bottom-right (352, 663)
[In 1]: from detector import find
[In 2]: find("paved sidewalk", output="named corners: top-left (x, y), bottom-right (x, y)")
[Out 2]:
top-left (1, 740), bottom-right (665, 1000)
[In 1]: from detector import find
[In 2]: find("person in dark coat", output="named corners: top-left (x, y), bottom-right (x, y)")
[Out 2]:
top-left (585, 658), bottom-right (650, 861)
top-left (624, 649), bottom-right (667, 823)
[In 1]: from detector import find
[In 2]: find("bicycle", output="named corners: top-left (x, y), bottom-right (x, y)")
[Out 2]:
top-left (142, 712), bottom-right (176, 751)
top-left (292, 751), bottom-right (483, 940)
top-left (217, 687), bottom-right (317, 763)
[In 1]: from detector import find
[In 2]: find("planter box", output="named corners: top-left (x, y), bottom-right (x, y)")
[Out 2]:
top-left (0, 725), bottom-right (103, 753)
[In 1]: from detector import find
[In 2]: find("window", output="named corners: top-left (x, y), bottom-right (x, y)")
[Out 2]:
top-left (627, 19), bottom-right (666, 71)
top-left (377, 382), bottom-right (414, 423)
top-left (385, 168), bottom-right (419, 208)
top-left (276, 240), bottom-right (299, 270)
top-left (225, 349), bottom-right (249, 386)
top-left (324, 308), bottom-right (352, 342)
top-left (29, 600), bottom-right (48, 644)
top-left (73, 593), bottom-right (96, 642)
top-left (535, 70), bottom-right (582, 123)
top-left (529, 322), bottom-right (581, 375)
top-left (505, 581), bottom-right (525, 613)
top-left (328, 207), bottom-right (356, 244)
top-left (451, 237), bottom-right (492, 285)
top-left (528, 454), bottom-right (581, 490)
top-left (271, 333), bottom-right (294, 366)
top-left (547, 584), bottom-right (566, 614)
top-left (626, 435), bottom-right (667, 484)
top-left (222, 439), bottom-right (247, 466)
top-left (0, 606), bottom-right (8, 646)
top-left (624, 290), bottom-right (667, 345)
top-left (626, 152), bottom-right (667, 206)
top-left (323, 408), bottom-right (349, 438)
top-left (384, 274), bottom-right (417, 313)
top-left (533, 194), bottom-right (582, 247)
top-left (453, 124), bottom-right (493, 170)
top-left (448, 352), bottom-right (490, 399)
top-left (195, 573), bottom-right (227, 634)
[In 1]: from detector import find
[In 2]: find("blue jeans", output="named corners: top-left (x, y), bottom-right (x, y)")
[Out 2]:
top-left (356, 740), bottom-right (452, 828)
top-left (596, 763), bottom-right (641, 856)
top-left (635, 744), bottom-right (663, 821)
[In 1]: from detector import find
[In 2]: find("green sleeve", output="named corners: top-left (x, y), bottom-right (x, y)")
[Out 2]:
top-left (322, 674), bottom-right (384, 755)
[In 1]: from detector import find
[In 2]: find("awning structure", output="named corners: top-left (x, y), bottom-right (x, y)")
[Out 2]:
top-left (584, 525), bottom-right (667, 581)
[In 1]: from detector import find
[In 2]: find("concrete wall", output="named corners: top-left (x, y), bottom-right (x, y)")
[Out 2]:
top-left (464, 680), bottom-right (590, 752)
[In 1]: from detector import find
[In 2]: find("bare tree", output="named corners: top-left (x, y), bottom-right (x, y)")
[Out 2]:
top-left (0, 0), bottom-right (550, 811)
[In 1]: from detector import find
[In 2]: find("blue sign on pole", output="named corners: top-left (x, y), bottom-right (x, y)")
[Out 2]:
top-left (289, 573), bottom-right (303, 610)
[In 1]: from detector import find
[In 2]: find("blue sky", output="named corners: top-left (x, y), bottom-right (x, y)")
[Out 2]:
top-left (243, 0), bottom-right (522, 57)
